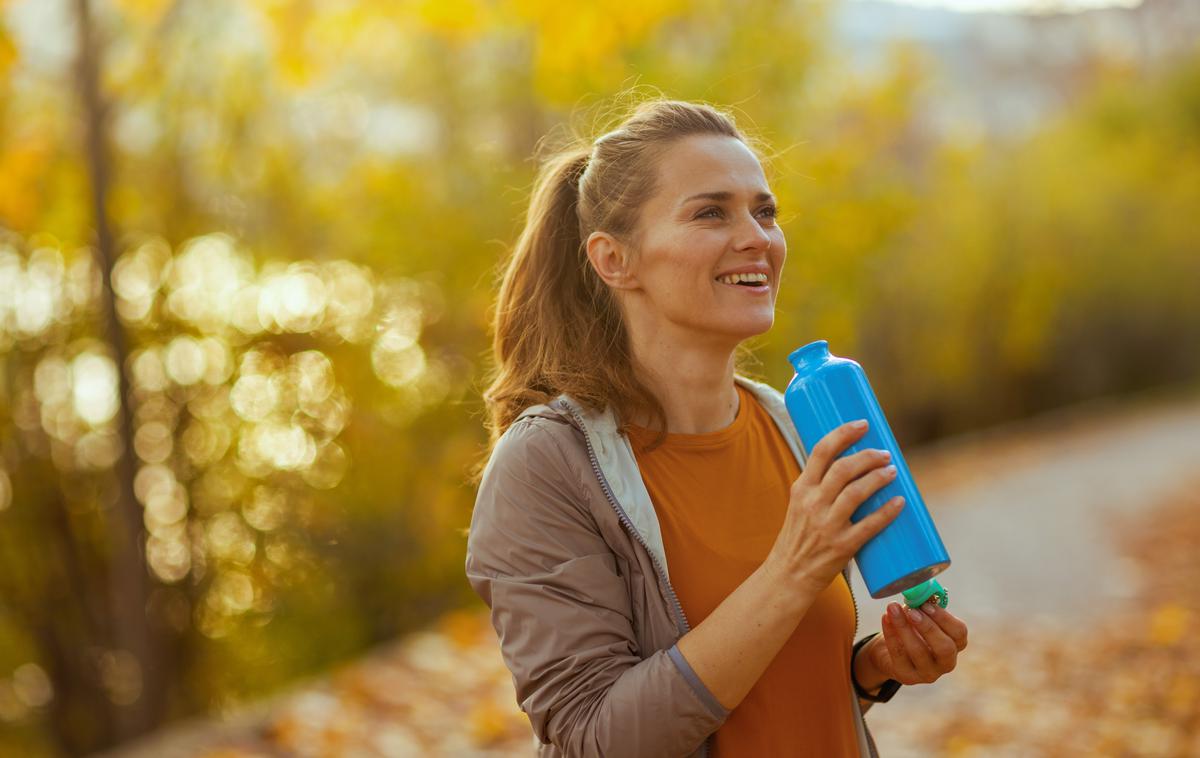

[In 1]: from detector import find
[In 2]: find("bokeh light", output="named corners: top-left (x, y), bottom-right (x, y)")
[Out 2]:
top-left (71, 351), bottom-right (119, 426)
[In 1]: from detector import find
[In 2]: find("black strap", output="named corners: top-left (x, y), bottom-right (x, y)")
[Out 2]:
top-left (851, 633), bottom-right (902, 703)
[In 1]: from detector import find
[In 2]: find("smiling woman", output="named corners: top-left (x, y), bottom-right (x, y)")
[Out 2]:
top-left (467, 97), bottom-right (966, 758)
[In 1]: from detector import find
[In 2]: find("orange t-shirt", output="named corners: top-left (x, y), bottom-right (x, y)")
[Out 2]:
top-left (626, 383), bottom-right (859, 758)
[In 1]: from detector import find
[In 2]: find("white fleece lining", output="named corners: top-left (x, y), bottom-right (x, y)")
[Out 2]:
top-left (555, 395), bottom-right (672, 582)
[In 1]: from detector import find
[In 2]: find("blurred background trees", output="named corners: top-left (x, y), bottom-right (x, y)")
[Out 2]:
top-left (0, 0), bottom-right (1197, 754)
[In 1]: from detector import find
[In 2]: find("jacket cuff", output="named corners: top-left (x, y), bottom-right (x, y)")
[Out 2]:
top-left (667, 644), bottom-right (729, 720)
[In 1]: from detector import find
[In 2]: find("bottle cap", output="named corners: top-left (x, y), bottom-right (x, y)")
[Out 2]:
top-left (901, 579), bottom-right (948, 609)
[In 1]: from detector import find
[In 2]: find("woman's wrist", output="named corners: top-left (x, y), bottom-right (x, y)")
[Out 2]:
top-left (760, 552), bottom-right (827, 607)
top-left (851, 634), bottom-right (889, 693)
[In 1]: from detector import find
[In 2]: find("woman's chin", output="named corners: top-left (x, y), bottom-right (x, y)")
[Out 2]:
top-left (713, 312), bottom-right (774, 342)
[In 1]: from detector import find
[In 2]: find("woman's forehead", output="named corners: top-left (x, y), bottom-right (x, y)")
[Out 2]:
top-left (655, 135), bottom-right (769, 199)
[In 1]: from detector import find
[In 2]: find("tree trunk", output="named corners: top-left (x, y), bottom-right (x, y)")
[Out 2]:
top-left (73, 0), bottom-right (164, 742)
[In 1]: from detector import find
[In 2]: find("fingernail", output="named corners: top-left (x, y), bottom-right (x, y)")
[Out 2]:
top-left (922, 602), bottom-right (938, 616)
top-left (884, 465), bottom-right (897, 478)
top-left (853, 420), bottom-right (868, 430)
top-left (906, 608), bottom-right (924, 624)
top-left (888, 604), bottom-right (902, 619)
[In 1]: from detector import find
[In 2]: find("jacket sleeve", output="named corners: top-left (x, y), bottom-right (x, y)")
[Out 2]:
top-left (465, 417), bottom-right (729, 757)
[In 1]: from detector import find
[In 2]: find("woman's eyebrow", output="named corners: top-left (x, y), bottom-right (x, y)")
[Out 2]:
top-left (679, 190), bottom-right (775, 206)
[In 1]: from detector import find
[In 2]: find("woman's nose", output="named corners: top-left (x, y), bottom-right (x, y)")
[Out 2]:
top-left (734, 212), bottom-right (772, 251)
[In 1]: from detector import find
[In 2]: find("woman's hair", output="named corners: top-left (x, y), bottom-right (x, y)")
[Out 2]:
top-left (481, 97), bottom-right (766, 452)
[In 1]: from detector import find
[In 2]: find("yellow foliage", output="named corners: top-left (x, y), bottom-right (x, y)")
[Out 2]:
top-left (1001, 261), bottom-right (1064, 374)
top-left (416, 0), bottom-right (490, 42)
top-left (0, 24), bottom-right (15, 81)
top-left (110, 0), bottom-right (173, 21)
top-left (260, 2), bottom-right (316, 87)
top-left (0, 139), bottom-right (49, 230)
top-left (504, 0), bottom-right (692, 102)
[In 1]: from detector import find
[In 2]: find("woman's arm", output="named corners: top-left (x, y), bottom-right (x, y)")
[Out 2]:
top-left (467, 417), bottom-right (728, 758)
top-left (674, 559), bottom-right (822, 711)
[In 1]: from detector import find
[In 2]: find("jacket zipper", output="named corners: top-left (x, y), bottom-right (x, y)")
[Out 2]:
top-left (847, 567), bottom-right (859, 644)
top-left (557, 401), bottom-right (712, 757)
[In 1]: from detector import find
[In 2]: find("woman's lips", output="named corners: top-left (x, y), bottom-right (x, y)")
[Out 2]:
top-left (716, 280), bottom-right (771, 295)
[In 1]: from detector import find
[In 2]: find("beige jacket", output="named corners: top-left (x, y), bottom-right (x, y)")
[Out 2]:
top-left (465, 375), bottom-right (881, 757)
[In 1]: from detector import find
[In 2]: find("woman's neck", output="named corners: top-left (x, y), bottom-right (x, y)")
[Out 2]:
top-left (627, 327), bottom-right (740, 435)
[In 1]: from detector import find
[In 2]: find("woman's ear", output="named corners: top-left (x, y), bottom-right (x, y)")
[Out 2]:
top-left (586, 231), bottom-right (637, 290)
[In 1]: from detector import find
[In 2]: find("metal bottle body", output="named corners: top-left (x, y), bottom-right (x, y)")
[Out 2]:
top-left (784, 339), bottom-right (950, 598)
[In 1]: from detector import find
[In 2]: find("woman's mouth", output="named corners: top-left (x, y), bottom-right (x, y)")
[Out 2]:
top-left (715, 272), bottom-right (770, 293)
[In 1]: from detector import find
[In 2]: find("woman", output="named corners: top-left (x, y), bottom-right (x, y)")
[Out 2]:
top-left (466, 99), bottom-right (968, 757)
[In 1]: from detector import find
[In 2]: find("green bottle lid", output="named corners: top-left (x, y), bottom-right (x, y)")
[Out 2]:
top-left (901, 579), bottom-right (949, 609)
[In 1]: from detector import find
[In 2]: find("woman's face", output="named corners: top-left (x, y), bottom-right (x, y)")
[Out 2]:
top-left (595, 134), bottom-right (786, 350)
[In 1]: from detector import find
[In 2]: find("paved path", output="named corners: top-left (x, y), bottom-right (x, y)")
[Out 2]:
top-left (850, 384), bottom-right (1200, 756)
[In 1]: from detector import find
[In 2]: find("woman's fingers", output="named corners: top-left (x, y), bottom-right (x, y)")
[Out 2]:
top-left (880, 611), bottom-right (921, 682)
top-left (903, 603), bottom-right (961, 664)
top-left (820, 448), bottom-right (893, 503)
top-left (831, 463), bottom-right (899, 527)
top-left (919, 602), bottom-right (969, 652)
top-left (887, 604), bottom-right (936, 675)
top-left (802, 420), bottom-right (869, 483)
top-left (845, 497), bottom-right (905, 553)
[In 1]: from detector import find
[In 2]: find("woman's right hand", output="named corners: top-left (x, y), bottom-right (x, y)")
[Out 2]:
top-left (765, 420), bottom-right (905, 599)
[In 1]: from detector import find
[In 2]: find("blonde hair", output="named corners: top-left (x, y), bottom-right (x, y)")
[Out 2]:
top-left (482, 97), bottom-right (765, 453)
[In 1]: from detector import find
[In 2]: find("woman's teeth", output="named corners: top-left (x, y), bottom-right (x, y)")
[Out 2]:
top-left (716, 272), bottom-right (768, 285)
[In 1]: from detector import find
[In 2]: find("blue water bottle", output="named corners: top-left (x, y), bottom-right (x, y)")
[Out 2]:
top-left (784, 339), bottom-right (951, 605)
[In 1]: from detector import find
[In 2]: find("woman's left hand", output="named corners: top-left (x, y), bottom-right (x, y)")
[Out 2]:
top-left (861, 600), bottom-right (969, 687)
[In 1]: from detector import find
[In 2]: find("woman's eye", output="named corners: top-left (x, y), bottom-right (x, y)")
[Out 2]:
top-left (696, 206), bottom-right (778, 220)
